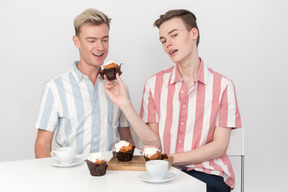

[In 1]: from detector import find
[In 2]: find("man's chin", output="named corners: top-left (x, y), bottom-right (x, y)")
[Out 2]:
top-left (93, 60), bottom-right (105, 67)
top-left (171, 58), bottom-right (179, 64)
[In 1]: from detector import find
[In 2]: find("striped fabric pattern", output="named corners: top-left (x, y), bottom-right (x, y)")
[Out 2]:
top-left (140, 60), bottom-right (241, 188)
top-left (35, 61), bottom-right (129, 154)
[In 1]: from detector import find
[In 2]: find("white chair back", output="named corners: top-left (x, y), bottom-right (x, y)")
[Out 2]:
top-left (227, 128), bottom-right (244, 192)
top-left (227, 128), bottom-right (244, 156)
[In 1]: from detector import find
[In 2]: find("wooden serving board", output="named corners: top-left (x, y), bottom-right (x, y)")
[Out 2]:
top-left (107, 155), bottom-right (173, 171)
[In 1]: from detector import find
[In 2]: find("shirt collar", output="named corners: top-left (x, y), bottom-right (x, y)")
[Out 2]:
top-left (72, 61), bottom-right (103, 83)
top-left (72, 61), bottom-right (83, 83)
top-left (170, 58), bottom-right (207, 85)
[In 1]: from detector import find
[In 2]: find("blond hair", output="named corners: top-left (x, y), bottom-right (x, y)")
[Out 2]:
top-left (154, 9), bottom-right (200, 46)
top-left (74, 8), bottom-right (111, 37)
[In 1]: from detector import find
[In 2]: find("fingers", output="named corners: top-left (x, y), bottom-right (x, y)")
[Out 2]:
top-left (105, 84), bottom-right (112, 90)
top-left (104, 75), bottom-right (113, 91)
top-left (115, 73), bottom-right (125, 86)
top-left (104, 74), bottom-right (108, 81)
top-left (104, 75), bottom-right (116, 86)
top-left (104, 74), bottom-right (122, 86)
top-left (104, 73), bottom-right (125, 91)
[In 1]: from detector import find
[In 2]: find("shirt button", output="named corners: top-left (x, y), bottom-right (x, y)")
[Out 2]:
top-left (181, 90), bottom-right (184, 93)
top-left (183, 105), bottom-right (186, 108)
top-left (178, 140), bottom-right (182, 143)
top-left (181, 122), bottom-right (184, 126)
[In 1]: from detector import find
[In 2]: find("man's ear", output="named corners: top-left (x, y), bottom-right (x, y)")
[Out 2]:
top-left (73, 35), bottom-right (80, 48)
top-left (190, 28), bottom-right (199, 40)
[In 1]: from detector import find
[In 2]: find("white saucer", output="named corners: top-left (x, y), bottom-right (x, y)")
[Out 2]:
top-left (50, 157), bottom-right (82, 167)
top-left (138, 172), bottom-right (176, 183)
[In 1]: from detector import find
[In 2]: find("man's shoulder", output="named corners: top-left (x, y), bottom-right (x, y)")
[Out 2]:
top-left (44, 68), bottom-right (74, 87)
top-left (147, 66), bottom-right (174, 81)
top-left (206, 66), bottom-right (231, 82)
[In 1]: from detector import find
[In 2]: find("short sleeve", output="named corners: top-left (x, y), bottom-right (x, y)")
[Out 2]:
top-left (140, 79), bottom-right (158, 123)
top-left (34, 82), bottom-right (59, 131)
top-left (216, 80), bottom-right (241, 128)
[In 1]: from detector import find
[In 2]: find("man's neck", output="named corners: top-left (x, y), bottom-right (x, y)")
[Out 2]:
top-left (176, 51), bottom-right (200, 95)
top-left (177, 54), bottom-right (200, 82)
top-left (77, 61), bottom-right (100, 86)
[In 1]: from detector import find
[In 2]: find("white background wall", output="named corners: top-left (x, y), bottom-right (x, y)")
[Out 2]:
top-left (0, 0), bottom-right (287, 191)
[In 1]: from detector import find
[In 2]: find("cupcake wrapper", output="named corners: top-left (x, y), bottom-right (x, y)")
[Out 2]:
top-left (114, 145), bottom-right (135, 161)
top-left (99, 64), bottom-right (122, 80)
top-left (144, 154), bottom-right (168, 161)
top-left (85, 160), bottom-right (108, 176)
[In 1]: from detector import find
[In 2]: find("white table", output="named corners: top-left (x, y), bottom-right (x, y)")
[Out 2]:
top-left (0, 152), bottom-right (206, 192)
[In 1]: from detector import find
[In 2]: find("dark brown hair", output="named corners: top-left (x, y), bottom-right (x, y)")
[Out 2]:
top-left (154, 9), bottom-right (200, 46)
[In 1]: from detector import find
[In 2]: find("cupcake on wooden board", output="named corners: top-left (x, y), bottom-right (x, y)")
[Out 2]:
top-left (85, 153), bottom-right (108, 176)
top-left (141, 146), bottom-right (168, 161)
top-left (114, 140), bottom-right (135, 161)
top-left (99, 60), bottom-right (122, 80)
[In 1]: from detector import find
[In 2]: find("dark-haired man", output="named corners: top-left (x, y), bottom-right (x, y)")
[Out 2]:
top-left (104, 9), bottom-right (241, 192)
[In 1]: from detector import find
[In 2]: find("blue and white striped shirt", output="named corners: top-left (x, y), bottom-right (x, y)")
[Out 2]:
top-left (35, 61), bottom-right (130, 154)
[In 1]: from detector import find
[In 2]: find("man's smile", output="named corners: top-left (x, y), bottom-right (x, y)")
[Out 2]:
top-left (92, 53), bottom-right (104, 57)
top-left (169, 49), bottom-right (178, 55)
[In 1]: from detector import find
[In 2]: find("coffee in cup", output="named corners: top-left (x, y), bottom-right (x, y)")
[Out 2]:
top-left (51, 147), bottom-right (75, 164)
top-left (145, 160), bottom-right (168, 180)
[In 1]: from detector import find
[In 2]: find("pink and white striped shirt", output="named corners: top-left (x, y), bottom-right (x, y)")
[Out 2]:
top-left (140, 59), bottom-right (241, 188)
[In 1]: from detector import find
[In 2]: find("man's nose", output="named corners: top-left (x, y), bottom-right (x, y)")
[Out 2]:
top-left (165, 38), bottom-right (172, 48)
top-left (94, 40), bottom-right (104, 50)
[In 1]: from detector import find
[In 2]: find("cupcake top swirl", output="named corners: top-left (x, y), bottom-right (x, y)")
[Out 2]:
top-left (142, 147), bottom-right (161, 157)
top-left (103, 60), bottom-right (116, 68)
top-left (87, 153), bottom-right (105, 162)
top-left (114, 140), bottom-right (130, 152)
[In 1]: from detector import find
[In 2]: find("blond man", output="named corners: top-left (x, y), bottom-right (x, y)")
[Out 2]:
top-left (34, 9), bottom-right (134, 158)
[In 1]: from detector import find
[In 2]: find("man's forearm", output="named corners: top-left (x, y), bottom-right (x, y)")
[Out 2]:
top-left (35, 143), bottom-right (52, 158)
top-left (172, 126), bottom-right (231, 165)
top-left (172, 142), bottom-right (223, 165)
top-left (120, 100), bottom-right (161, 148)
top-left (34, 129), bottom-right (54, 158)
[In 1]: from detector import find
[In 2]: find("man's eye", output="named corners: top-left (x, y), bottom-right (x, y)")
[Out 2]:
top-left (102, 39), bottom-right (108, 42)
top-left (172, 34), bottom-right (178, 37)
top-left (89, 40), bottom-right (95, 43)
top-left (161, 40), bottom-right (166, 44)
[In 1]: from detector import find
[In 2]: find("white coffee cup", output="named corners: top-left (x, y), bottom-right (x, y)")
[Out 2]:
top-left (145, 160), bottom-right (168, 180)
top-left (51, 147), bottom-right (76, 164)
